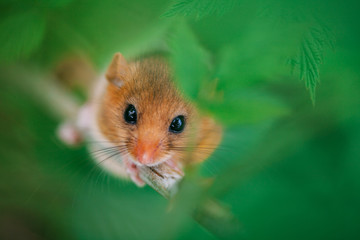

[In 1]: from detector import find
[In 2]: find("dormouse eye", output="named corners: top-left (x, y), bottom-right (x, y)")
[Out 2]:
top-left (169, 115), bottom-right (185, 133)
top-left (124, 104), bottom-right (137, 124)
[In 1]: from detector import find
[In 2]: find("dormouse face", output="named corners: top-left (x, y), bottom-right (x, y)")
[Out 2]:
top-left (98, 53), bottom-right (195, 166)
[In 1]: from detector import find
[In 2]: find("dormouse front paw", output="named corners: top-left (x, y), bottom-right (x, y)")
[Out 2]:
top-left (124, 157), bottom-right (145, 187)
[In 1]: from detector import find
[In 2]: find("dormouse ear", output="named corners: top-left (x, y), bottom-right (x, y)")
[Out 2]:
top-left (191, 116), bottom-right (223, 164)
top-left (105, 52), bottom-right (129, 87)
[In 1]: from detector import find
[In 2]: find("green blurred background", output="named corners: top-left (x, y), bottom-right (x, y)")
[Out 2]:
top-left (1, 0), bottom-right (360, 239)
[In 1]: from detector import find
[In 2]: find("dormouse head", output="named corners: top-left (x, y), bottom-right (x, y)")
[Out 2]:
top-left (98, 53), bottom-right (222, 167)
top-left (98, 53), bottom-right (197, 166)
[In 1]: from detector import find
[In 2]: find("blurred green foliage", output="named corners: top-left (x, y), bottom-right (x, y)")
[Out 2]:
top-left (1, 0), bottom-right (360, 239)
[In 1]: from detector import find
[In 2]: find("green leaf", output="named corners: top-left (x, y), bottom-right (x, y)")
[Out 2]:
top-left (168, 21), bottom-right (211, 99)
top-left (292, 25), bottom-right (335, 104)
top-left (213, 24), bottom-right (298, 89)
top-left (163, 0), bottom-right (236, 19)
top-left (0, 11), bottom-right (46, 62)
top-left (199, 89), bottom-right (290, 126)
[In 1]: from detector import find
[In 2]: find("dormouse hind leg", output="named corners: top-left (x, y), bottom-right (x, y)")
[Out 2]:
top-left (57, 103), bottom-right (93, 146)
top-left (57, 121), bottom-right (83, 146)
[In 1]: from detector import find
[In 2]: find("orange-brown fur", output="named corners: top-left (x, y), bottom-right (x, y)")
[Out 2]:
top-left (97, 53), bottom-right (222, 167)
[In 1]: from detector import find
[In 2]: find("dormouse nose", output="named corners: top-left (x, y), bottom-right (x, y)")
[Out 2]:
top-left (134, 138), bottom-right (161, 165)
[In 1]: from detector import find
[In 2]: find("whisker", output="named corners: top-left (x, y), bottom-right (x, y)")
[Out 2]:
top-left (89, 145), bottom-right (127, 155)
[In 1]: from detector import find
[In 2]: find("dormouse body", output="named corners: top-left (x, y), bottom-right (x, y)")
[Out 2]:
top-left (59, 53), bottom-right (222, 187)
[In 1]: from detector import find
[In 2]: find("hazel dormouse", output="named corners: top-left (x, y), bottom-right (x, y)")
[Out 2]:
top-left (58, 53), bottom-right (222, 187)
